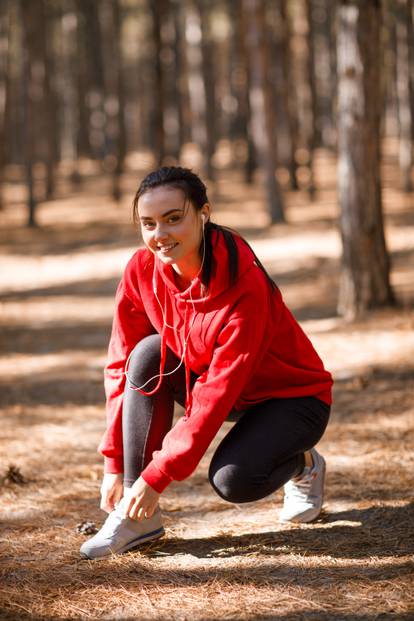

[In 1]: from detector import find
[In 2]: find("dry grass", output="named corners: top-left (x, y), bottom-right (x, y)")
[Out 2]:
top-left (1, 145), bottom-right (414, 620)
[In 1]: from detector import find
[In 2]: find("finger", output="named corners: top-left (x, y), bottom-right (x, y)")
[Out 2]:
top-left (100, 494), bottom-right (113, 511)
top-left (123, 499), bottom-right (134, 519)
top-left (144, 505), bottom-right (155, 519)
top-left (137, 506), bottom-right (146, 521)
top-left (128, 501), bottom-right (139, 521)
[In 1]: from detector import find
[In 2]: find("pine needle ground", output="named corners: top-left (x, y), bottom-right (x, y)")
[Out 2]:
top-left (1, 145), bottom-right (413, 620)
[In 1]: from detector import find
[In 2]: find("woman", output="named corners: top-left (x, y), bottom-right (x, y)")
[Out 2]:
top-left (80, 166), bottom-right (333, 560)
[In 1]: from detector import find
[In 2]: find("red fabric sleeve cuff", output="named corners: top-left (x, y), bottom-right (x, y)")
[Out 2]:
top-left (141, 461), bottom-right (173, 493)
top-left (103, 455), bottom-right (124, 474)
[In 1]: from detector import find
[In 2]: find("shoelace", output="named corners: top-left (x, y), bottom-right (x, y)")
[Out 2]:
top-left (284, 470), bottom-right (316, 501)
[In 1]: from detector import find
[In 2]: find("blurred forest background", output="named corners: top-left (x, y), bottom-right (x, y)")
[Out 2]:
top-left (1, 1), bottom-right (414, 620)
top-left (0, 0), bottom-right (413, 315)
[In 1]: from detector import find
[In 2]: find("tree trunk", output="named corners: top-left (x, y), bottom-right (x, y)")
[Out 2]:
top-left (113, 0), bottom-right (126, 201)
top-left (83, 0), bottom-right (106, 162)
top-left (196, 0), bottom-right (216, 180)
top-left (58, 1), bottom-right (80, 182)
top-left (5, 1), bottom-right (22, 168)
top-left (243, 0), bottom-right (285, 223)
top-left (337, 0), bottom-right (394, 319)
top-left (100, 0), bottom-right (126, 201)
top-left (20, 0), bottom-right (41, 227)
top-left (75, 1), bottom-right (92, 161)
top-left (312, 0), bottom-right (337, 149)
top-left (304, 0), bottom-right (317, 198)
top-left (174, 3), bottom-right (193, 147)
top-left (41, 0), bottom-right (57, 200)
top-left (232, 0), bottom-right (256, 184)
top-left (184, 2), bottom-right (209, 177)
top-left (150, 0), bottom-right (166, 166)
top-left (395, 0), bottom-right (413, 191)
top-left (410, 2), bottom-right (414, 143)
top-left (0, 0), bottom-right (10, 211)
top-left (158, 0), bottom-right (184, 163)
top-left (270, 0), bottom-right (299, 190)
top-left (171, 2), bottom-right (186, 160)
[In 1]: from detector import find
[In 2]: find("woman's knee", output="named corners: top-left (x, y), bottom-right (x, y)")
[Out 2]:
top-left (208, 462), bottom-right (261, 504)
top-left (126, 334), bottom-right (161, 387)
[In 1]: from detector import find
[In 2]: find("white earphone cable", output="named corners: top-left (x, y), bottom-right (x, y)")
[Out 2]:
top-left (125, 214), bottom-right (207, 392)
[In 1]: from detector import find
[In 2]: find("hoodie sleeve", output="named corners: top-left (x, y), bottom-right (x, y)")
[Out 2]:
top-left (141, 285), bottom-right (270, 493)
top-left (98, 255), bottom-right (155, 474)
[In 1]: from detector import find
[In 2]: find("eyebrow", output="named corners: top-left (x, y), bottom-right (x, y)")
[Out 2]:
top-left (139, 208), bottom-right (184, 221)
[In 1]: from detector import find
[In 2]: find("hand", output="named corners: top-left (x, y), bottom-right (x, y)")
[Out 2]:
top-left (123, 476), bottom-right (160, 522)
top-left (100, 473), bottom-right (124, 513)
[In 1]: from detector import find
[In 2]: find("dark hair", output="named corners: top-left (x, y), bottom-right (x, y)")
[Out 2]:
top-left (132, 166), bottom-right (277, 292)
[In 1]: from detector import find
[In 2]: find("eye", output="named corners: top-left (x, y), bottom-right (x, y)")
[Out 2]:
top-left (166, 215), bottom-right (182, 224)
top-left (141, 221), bottom-right (155, 229)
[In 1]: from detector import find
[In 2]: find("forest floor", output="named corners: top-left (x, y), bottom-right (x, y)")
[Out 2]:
top-left (0, 143), bottom-right (413, 621)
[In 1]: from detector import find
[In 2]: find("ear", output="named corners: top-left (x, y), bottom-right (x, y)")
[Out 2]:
top-left (201, 204), bottom-right (210, 223)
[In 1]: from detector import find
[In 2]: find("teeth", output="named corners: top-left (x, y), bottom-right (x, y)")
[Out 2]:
top-left (158, 243), bottom-right (176, 250)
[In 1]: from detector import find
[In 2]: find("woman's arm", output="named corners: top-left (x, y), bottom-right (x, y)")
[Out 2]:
top-left (141, 284), bottom-right (270, 493)
top-left (98, 254), bottom-right (155, 474)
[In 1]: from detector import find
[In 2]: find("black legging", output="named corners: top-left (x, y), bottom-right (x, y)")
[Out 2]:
top-left (122, 334), bottom-right (330, 503)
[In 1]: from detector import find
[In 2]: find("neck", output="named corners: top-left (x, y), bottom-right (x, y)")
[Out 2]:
top-left (172, 259), bottom-right (201, 288)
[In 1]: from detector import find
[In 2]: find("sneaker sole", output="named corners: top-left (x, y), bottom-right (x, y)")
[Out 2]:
top-left (279, 506), bottom-right (323, 524)
top-left (80, 526), bottom-right (165, 560)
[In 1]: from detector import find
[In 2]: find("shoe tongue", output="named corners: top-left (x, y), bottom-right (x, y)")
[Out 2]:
top-left (114, 495), bottom-right (131, 518)
top-left (103, 496), bottom-right (130, 530)
top-left (100, 509), bottom-right (122, 536)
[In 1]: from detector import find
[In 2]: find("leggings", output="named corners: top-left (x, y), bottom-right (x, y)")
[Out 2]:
top-left (122, 334), bottom-right (330, 503)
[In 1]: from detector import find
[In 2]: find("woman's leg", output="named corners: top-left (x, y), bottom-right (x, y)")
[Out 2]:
top-left (122, 334), bottom-right (193, 488)
top-left (209, 396), bottom-right (330, 503)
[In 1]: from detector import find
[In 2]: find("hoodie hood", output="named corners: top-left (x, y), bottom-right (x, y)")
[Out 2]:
top-left (154, 227), bottom-right (256, 304)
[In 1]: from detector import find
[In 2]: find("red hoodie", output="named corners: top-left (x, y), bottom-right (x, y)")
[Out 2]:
top-left (98, 229), bottom-right (333, 493)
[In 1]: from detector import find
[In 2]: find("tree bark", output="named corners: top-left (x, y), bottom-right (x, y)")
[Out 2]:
top-left (156, 0), bottom-right (185, 163)
top-left (41, 0), bottom-right (57, 199)
top-left (232, 0), bottom-right (256, 183)
top-left (304, 0), bottom-right (317, 197)
top-left (0, 0), bottom-right (10, 210)
top-left (196, 0), bottom-right (216, 180)
top-left (410, 1), bottom-right (414, 143)
top-left (83, 0), bottom-right (106, 162)
top-left (337, 0), bottom-right (394, 319)
top-left (113, 0), bottom-right (126, 201)
top-left (184, 1), bottom-right (214, 179)
top-left (269, 0), bottom-right (299, 191)
top-left (150, 0), bottom-right (166, 166)
top-left (20, 0), bottom-right (41, 227)
top-left (173, 3), bottom-right (192, 148)
top-left (395, 0), bottom-right (413, 191)
top-left (171, 3), bottom-right (187, 162)
top-left (243, 0), bottom-right (285, 223)
top-left (75, 1), bottom-right (92, 161)
top-left (100, 0), bottom-right (126, 201)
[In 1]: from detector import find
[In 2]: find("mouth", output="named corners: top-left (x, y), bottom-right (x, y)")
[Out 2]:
top-left (156, 242), bottom-right (178, 255)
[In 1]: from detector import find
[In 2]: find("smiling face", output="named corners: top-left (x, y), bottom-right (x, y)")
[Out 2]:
top-left (137, 186), bottom-right (209, 281)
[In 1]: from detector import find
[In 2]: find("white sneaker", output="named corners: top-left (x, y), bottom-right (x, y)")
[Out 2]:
top-left (80, 496), bottom-right (164, 560)
top-left (279, 448), bottom-right (326, 523)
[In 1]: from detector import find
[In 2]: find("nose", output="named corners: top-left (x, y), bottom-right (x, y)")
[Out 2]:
top-left (152, 223), bottom-right (169, 243)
